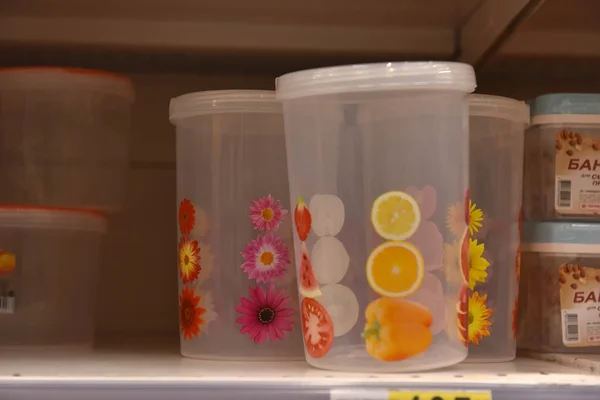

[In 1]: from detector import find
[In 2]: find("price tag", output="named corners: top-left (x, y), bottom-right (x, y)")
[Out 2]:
top-left (389, 391), bottom-right (491, 400)
top-left (330, 389), bottom-right (491, 400)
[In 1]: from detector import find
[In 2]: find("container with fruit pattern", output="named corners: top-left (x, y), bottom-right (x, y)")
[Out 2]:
top-left (277, 62), bottom-right (476, 372)
top-left (465, 94), bottom-right (529, 362)
top-left (523, 93), bottom-right (600, 221)
top-left (519, 222), bottom-right (600, 353)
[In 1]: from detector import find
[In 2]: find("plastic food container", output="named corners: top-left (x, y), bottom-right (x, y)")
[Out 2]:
top-left (0, 206), bottom-right (107, 347)
top-left (519, 222), bottom-right (600, 354)
top-left (465, 95), bottom-right (529, 362)
top-left (0, 67), bottom-right (135, 212)
top-left (170, 90), bottom-right (303, 361)
top-left (523, 93), bottom-right (600, 221)
top-left (276, 62), bottom-right (476, 372)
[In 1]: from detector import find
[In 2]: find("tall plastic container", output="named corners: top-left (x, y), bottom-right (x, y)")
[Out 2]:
top-left (276, 62), bottom-right (476, 372)
top-left (0, 67), bottom-right (134, 212)
top-left (519, 222), bottom-right (600, 354)
top-left (170, 90), bottom-right (303, 360)
top-left (465, 94), bottom-right (529, 362)
top-left (0, 206), bottom-right (107, 347)
top-left (523, 93), bottom-right (600, 221)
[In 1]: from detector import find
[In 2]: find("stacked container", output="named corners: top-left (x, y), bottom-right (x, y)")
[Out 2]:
top-left (0, 67), bottom-right (134, 347)
top-left (520, 93), bottom-right (600, 354)
top-left (276, 62), bottom-right (476, 372)
top-left (170, 90), bottom-right (303, 360)
top-left (465, 95), bottom-right (529, 362)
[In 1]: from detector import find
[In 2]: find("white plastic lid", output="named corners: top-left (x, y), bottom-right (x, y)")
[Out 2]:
top-left (276, 62), bottom-right (476, 100)
top-left (469, 94), bottom-right (530, 124)
top-left (169, 90), bottom-right (281, 122)
top-left (0, 67), bottom-right (135, 102)
top-left (0, 206), bottom-right (107, 233)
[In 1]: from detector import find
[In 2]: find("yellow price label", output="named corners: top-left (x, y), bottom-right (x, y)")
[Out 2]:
top-left (389, 391), bottom-right (491, 400)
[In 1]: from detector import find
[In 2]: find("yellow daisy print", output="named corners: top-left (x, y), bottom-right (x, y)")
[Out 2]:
top-left (468, 291), bottom-right (493, 345)
top-left (469, 238), bottom-right (490, 290)
top-left (468, 200), bottom-right (483, 235)
top-left (445, 202), bottom-right (467, 237)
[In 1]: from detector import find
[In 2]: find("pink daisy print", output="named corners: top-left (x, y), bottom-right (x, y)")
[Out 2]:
top-left (241, 234), bottom-right (290, 283)
top-left (249, 195), bottom-right (288, 232)
top-left (405, 185), bottom-right (444, 272)
top-left (236, 284), bottom-right (295, 343)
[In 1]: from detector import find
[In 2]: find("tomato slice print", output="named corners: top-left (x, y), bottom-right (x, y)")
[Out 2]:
top-left (301, 297), bottom-right (334, 358)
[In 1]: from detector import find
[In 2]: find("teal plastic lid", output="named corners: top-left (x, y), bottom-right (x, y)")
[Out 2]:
top-left (522, 222), bottom-right (600, 245)
top-left (531, 93), bottom-right (600, 124)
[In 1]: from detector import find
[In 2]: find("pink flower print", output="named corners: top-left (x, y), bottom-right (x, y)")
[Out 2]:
top-left (249, 195), bottom-right (287, 232)
top-left (407, 272), bottom-right (445, 335)
top-left (405, 185), bottom-right (436, 220)
top-left (405, 185), bottom-right (443, 271)
top-left (235, 284), bottom-right (295, 343)
top-left (241, 235), bottom-right (290, 283)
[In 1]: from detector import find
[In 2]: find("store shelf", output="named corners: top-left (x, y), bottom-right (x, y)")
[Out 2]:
top-left (1, 348), bottom-right (599, 400)
top-left (5, 0), bottom-right (597, 77)
top-left (0, 0), bottom-right (478, 60)
top-left (479, 0), bottom-right (600, 85)
top-left (526, 352), bottom-right (600, 375)
top-left (2, 1), bottom-right (600, 399)
top-left (500, 0), bottom-right (600, 58)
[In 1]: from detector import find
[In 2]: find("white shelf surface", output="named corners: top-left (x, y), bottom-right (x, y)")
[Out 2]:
top-left (526, 351), bottom-right (600, 374)
top-left (1, 348), bottom-right (600, 399)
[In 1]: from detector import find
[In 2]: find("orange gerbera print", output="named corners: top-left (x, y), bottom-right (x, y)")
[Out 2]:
top-left (512, 298), bottom-right (518, 340)
top-left (515, 245), bottom-right (521, 283)
top-left (178, 237), bottom-right (201, 283)
top-left (179, 286), bottom-right (206, 340)
top-left (468, 291), bottom-right (493, 345)
top-left (179, 198), bottom-right (195, 235)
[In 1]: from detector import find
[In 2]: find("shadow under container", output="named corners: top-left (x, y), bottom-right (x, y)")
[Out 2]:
top-left (519, 222), bottom-right (600, 354)
top-left (465, 94), bottom-right (529, 362)
top-left (523, 93), bottom-right (600, 221)
top-left (276, 62), bottom-right (476, 372)
top-left (169, 90), bottom-right (304, 361)
top-left (0, 67), bottom-right (134, 212)
top-left (0, 206), bottom-right (107, 347)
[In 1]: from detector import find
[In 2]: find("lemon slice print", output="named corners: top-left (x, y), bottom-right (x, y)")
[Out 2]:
top-left (371, 191), bottom-right (421, 240)
top-left (366, 241), bottom-right (424, 297)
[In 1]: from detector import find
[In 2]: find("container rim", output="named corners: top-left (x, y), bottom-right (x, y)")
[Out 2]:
top-left (521, 242), bottom-right (600, 254)
top-left (469, 94), bottom-right (530, 124)
top-left (169, 90), bottom-right (281, 122)
top-left (531, 114), bottom-right (600, 126)
top-left (275, 62), bottom-right (476, 100)
top-left (531, 93), bottom-right (600, 120)
top-left (0, 205), bottom-right (108, 233)
top-left (522, 222), bottom-right (600, 246)
top-left (0, 67), bottom-right (135, 101)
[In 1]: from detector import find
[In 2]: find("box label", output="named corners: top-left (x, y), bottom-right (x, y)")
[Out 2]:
top-left (559, 263), bottom-right (600, 347)
top-left (555, 130), bottom-right (600, 215)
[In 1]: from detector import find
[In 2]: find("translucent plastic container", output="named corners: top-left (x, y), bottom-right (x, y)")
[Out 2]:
top-left (523, 93), bottom-right (600, 221)
top-left (276, 62), bottom-right (476, 372)
top-left (465, 95), bottom-right (529, 362)
top-left (170, 90), bottom-right (303, 361)
top-left (519, 222), bottom-right (600, 354)
top-left (0, 67), bottom-right (135, 212)
top-left (0, 206), bottom-right (107, 347)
